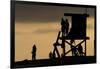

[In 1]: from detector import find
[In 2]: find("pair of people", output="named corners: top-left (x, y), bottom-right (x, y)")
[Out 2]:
top-left (61, 18), bottom-right (69, 37)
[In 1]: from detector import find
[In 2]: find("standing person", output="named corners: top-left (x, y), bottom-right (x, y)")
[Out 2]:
top-left (61, 18), bottom-right (66, 36)
top-left (32, 44), bottom-right (37, 61)
top-left (61, 18), bottom-right (69, 37)
top-left (70, 39), bottom-right (75, 56)
top-left (65, 19), bottom-right (69, 36)
top-left (72, 46), bottom-right (78, 56)
top-left (49, 52), bottom-right (53, 59)
top-left (77, 44), bottom-right (83, 56)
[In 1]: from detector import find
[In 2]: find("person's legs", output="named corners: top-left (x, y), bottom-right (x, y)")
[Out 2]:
top-left (32, 55), bottom-right (34, 60)
top-left (34, 54), bottom-right (36, 60)
top-left (32, 54), bottom-right (36, 60)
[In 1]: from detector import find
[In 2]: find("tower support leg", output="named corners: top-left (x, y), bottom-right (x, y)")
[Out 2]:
top-left (85, 39), bottom-right (86, 56)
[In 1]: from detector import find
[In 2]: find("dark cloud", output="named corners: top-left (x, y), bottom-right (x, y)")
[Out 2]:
top-left (33, 28), bottom-right (59, 34)
top-left (15, 3), bottom-right (95, 23)
top-left (16, 28), bottom-right (59, 35)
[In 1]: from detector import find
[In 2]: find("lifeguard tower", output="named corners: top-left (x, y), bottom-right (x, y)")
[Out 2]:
top-left (52, 13), bottom-right (89, 58)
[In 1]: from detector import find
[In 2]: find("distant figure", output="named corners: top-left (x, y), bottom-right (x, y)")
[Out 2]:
top-left (61, 18), bottom-right (69, 36)
top-left (70, 39), bottom-right (74, 56)
top-left (61, 18), bottom-right (66, 36)
top-left (49, 52), bottom-right (53, 59)
top-left (72, 46), bottom-right (78, 56)
top-left (77, 44), bottom-right (83, 56)
top-left (61, 18), bottom-right (65, 36)
top-left (32, 44), bottom-right (37, 60)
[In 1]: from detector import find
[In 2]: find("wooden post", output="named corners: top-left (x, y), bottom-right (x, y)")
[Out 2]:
top-left (62, 33), bottom-right (66, 56)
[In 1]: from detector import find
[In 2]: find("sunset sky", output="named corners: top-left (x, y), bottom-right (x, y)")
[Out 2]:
top-left (15, 3), bottom-right (95, 62)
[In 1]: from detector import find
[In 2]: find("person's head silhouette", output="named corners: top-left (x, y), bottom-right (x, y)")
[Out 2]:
top-left (32, 44), bottom-right (36, 51)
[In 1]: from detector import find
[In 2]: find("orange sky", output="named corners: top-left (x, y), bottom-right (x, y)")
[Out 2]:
top-left (15, 16), bottom-right (95, 62)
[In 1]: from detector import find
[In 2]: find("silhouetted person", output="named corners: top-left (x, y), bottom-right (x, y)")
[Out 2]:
top-left (70, 39), bottom-right (75, 56)
top-left (61, 18), bottom-right (65, 36)
top-left (65, 19), bottom-right (69, 36)
top-left (61, 18), bottom-right (69, 36)
top-left (72, 46), bottom-right (78, 56)
top-left (32, 44), bottom-right (37, 60)
top-left (77, 44), bottom-right (83, 56)
top-left (61, 18), bottom-right (66, 36)
top-left (49, 52), bottom-right (53, 59)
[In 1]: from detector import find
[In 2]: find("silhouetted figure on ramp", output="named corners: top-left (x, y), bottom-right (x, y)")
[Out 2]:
top-left (61, 18), bottom-right (66, 36)
top-left (32, 44), bottom-right (37, 61)
top-left (77, 44), bottom-right (83, 56)
top-left (61, 18), bottom-right (69, 36)
top-left (65, 19), bottom-right (69, 36)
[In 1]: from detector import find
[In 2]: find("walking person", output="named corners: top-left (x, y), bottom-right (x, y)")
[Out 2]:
top-left (77, 44), bottom-right (83, 56)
